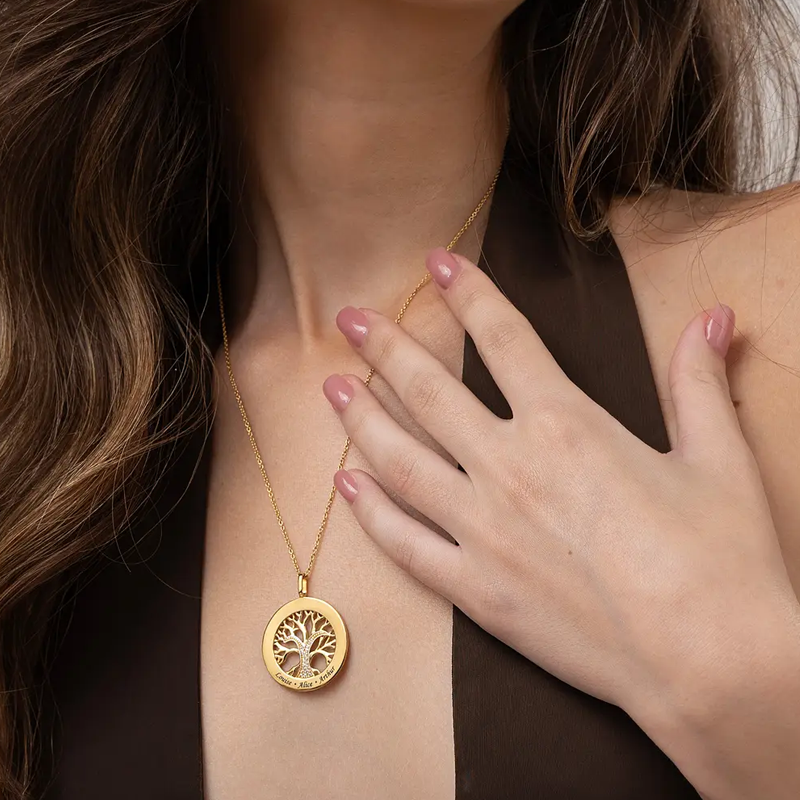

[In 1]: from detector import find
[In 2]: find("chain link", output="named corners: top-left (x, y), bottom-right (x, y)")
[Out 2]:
top-left (216, 165), bottom-right (501, 586)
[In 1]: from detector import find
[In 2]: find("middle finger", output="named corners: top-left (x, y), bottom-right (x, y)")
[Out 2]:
top-left (336, 305), bottom-right (499, 470)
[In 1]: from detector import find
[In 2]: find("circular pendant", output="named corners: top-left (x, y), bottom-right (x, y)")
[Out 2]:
top-left (262, 596), bottom-right (348, 692)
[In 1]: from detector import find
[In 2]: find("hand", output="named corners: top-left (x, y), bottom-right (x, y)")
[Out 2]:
top-left (322, 247), bottom-right (800, 794)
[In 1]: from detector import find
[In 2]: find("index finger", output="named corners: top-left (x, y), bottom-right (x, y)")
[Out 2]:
top-left (425, 247), bottom-right (568, 409)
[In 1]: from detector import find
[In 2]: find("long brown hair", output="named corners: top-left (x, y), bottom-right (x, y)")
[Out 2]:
top-left (0, 0), bottom-right (797, 795)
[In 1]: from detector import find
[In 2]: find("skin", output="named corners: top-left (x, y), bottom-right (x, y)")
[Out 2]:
top-left (200, 1), bottom-right (800, 798)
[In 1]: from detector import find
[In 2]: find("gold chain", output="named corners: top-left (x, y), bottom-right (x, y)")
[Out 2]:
top-left (216, 166), bottom-right (501, 586)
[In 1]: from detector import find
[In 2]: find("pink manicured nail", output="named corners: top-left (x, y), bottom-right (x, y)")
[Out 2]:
top-left (336, 306), bottom-right (369, 347)
top-left (426, 247), bottom-right (462, 288)
top-left (323, 374), bottom-right (354, 411)
top-left (704, 304), bottom-right (735, 357)
top-left (334, 469), bottom-right (359, 502)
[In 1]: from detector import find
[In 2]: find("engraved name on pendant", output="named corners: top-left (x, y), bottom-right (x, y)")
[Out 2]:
top-left (262, 596), bottom-right (348, 692)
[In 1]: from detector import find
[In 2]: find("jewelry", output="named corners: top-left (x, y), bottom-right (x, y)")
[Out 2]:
top-left (216, 166), bottom-right (501, 692)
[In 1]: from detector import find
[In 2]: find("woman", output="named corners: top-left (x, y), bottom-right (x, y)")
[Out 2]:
top-left (1, 0), bottom-right (799, 798)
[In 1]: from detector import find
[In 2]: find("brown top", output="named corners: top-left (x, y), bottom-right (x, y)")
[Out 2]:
top-left (41, 144), bottom-right (700, 799)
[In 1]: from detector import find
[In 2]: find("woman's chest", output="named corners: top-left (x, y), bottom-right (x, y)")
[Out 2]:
top-left (199, 298), bottom-right (464, 800)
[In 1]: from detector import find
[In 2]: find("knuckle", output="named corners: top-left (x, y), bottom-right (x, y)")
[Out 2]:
top-left (456, 283), bottom-right (490, 319)
top-left (405, 370), bottom-right (446, 416)
top-left (345, 404), bottom-right (374, 442)
top-left (392, 527), bottom-right (419, 575)
top-left (501, 455), bottom-right (541, 513)
top-left (471, 571), bottom-right (516, 625)
top-left (359, 492), bottom-right (383, 530)
top-left (694, 367), bottom-right (727, 391)
top-left (671, 366), bottom-right (728, 396)
top-left (426, 554), bottom-right (458, 597)
top-left (384, 450), bottom-right (422, 496)
top-left (371, 326), bottom-right (399, 365)
top-left (532, 394), bottom-right (579, 448)
top-left (479, 319), bottom-right (525, 362)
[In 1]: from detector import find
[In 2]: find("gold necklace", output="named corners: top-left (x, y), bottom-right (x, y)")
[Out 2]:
top-left (216, 167), bottom-right (501, 692)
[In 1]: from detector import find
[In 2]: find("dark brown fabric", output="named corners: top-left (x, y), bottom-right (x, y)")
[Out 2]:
top-left (41, 148), bottom-right (700, 799)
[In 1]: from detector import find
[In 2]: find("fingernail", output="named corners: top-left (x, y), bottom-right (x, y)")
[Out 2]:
top-left (323, 374), bottom-right (354, 411)
top-left (426, 247), bottom-right (462, 289)
top-left (704, 304), bottom-right (735, 357)
top-left (336, 306), bottom-right (369, 347)
top-left (334, 469), bottom-right (359, 502)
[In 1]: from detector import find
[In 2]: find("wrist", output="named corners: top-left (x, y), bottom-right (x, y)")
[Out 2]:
top-left (636, 594), bottom-right (800, 800)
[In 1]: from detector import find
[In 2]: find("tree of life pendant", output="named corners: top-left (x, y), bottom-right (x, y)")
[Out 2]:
top-left (262, 596), bottom-right (348, 692)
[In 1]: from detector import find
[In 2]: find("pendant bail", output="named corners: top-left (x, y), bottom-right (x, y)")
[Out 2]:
top-left (298, 572), bottom-right (308, 598)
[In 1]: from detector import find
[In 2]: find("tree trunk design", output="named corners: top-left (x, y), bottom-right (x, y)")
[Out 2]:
top-left (273, 609), bottom-right (337, 678)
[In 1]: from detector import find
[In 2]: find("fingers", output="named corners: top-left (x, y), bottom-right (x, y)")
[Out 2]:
top-left (335, 306), bottom-right (498, 470)
top-left (668, 304), bottom-right (748, 468)
top-left (323, 373), bottom-right (474, 533)
top-left (333, 467), bottom-right (465, 602)
top-left (424, 247), bottom-right (570, 408)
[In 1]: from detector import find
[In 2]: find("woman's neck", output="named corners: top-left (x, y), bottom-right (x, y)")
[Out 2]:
top-left (213, 0), bottom-right (510, 342)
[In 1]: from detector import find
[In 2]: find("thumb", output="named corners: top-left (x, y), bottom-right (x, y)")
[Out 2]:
top-left (668, 303), bottom-right (743, 464)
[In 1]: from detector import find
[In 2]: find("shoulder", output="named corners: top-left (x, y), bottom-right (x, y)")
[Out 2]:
top-left (609, 181), bottom-right (800, 265)
top-left (606, 183), bottom-right (800, 593)
top-left (607, 182), bottom-right (800, 370)
top-left (606, 181), bottom-right (800, 389)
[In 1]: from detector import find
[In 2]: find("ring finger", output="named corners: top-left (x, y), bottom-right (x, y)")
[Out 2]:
top-left (323, 372), bottom-right (473, 535)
